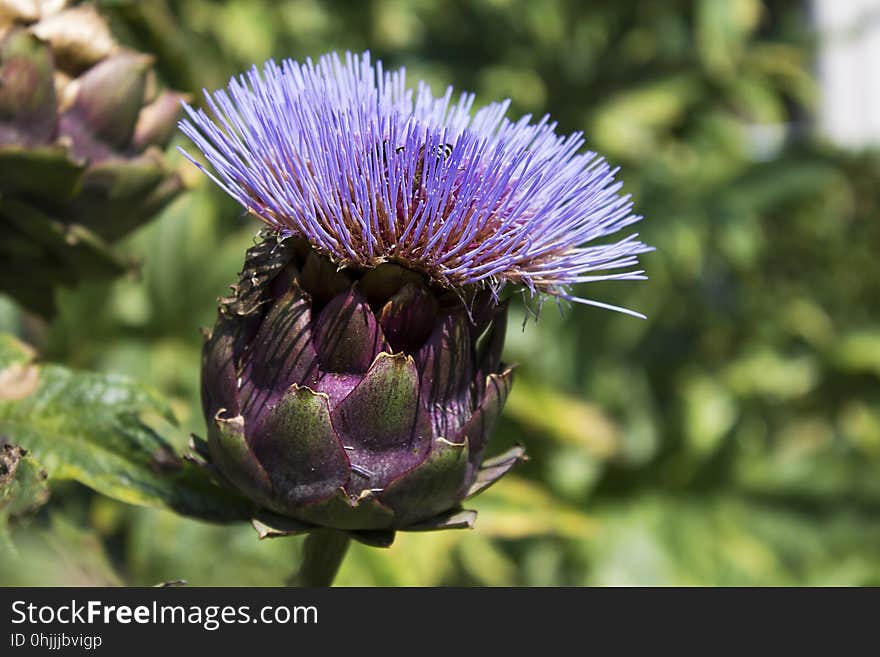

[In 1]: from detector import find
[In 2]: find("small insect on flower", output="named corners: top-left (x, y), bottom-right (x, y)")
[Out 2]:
top-left (392, 142), bottom-right (455, 195)
top-left (180, 52), bottom-right (651, 538)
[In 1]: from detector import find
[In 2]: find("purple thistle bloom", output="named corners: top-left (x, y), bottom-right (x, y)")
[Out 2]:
top-left (180, 51), bottom-right (650, 317)
top-left (185, 52), bottom-right (655, 536)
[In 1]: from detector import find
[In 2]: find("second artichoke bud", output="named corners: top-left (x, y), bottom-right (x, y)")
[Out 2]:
top-left (201, 238), bottom-right (522, 532)
top-left (0, 2), bottom-right (185, 316)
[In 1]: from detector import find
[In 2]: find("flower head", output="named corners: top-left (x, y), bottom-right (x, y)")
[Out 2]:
top-left (180, 51), bottom-right (650, 316)
top-left (184, 53), bottom-right (653, 537)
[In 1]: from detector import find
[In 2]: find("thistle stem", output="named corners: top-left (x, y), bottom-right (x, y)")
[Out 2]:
top-left (289, 530), bottom-right (350, 587)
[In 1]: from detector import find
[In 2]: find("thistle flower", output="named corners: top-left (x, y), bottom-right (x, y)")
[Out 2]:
top-left (182, 52), bottom-right (649, 538)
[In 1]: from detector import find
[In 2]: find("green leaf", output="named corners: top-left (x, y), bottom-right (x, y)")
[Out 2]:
top-left (505, 376), bottom-right (620, 457)
top-left (834, 330), bottom-right (880, 377)
top-left (695, 0), bottom-right (761, 77)
top-left (0, 445), bottom-right (49, 518)
top-left (0, 334), bottom-right (251, 523)
top-left (0, 512), bottom-right (124, 586)
top-left (590, 75), bottom-right (698, 159)
top-left (470, 475), bottom-right (598, 540)
top-left (0, 334), bottom-right (35, 370)
top-left (584, 494), bottom-right (880, 586)
top-left (1, 443), bottom-right (50, 552)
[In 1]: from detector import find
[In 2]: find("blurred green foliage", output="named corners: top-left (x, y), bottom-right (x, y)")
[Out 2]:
top-left (2, 0), bottom-right (880, 586)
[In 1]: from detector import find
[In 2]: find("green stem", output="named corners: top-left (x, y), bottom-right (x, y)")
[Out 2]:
top-left (289, 530), bottom-right (350, 587)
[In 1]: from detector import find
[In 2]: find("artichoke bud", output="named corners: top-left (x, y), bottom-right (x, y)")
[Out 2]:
top-left (133, 90), bottom-right (188, 151)
top-left (30, 4), bottom-right (115, 74)
top-left (62, 51), bottom-right (151, 154)
top-left (201, 238), bottom-right (523, 532)
top-left (0, 1), bottom-right (184, 316)
top-left (0, 27), bottom-right (55, 144)
top-left (185, 52), bottom-right (650, 539)
top-left (0, 1), bottom-right (41, 27)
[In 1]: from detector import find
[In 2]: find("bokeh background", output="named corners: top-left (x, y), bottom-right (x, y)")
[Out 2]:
top-left (3, 0), bottom-right (880, 586)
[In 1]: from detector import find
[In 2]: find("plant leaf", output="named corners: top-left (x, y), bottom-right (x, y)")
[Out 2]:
top-left (0, 334), bottom-right (251, 523)
top-left (0, 442), bottom-right (50, 553)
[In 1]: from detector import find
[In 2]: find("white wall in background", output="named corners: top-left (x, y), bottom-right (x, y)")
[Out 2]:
top-left (814, 0), bottom-right (880, 148)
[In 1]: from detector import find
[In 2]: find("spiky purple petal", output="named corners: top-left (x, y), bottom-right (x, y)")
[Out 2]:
top-left (180, 51), bottom-right (651, 313)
